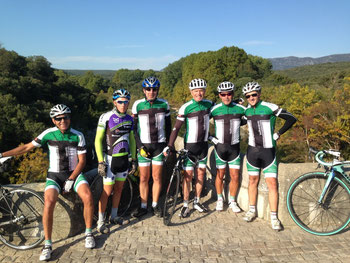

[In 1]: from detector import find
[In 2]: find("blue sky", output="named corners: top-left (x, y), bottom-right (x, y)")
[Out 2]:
top-left (1, 0), bottom-right (349, 70)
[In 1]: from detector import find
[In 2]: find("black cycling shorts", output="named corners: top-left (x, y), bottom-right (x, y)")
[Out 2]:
top-left (215, 143), bottom-right (240, 162)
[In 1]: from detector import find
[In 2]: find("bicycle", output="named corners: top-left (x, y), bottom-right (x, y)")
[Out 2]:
top-left (162, 149), bottom-right (215, 226)
top-left (87, 165), bottom-right (139, 222)
top-left (286, 148), bottom-right (350, 236)
top-left (0, 157), bottom-right (45, 250)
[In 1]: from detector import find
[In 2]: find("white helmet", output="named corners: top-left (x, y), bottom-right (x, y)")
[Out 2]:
top-left (217, 81), bottom-right (234, 93)
top-left (242, 82), bottom-right (261, 95)
top-left (50, 104), bottom-right (71, 118)
top-left (189, 78), bottom-right (207, 90)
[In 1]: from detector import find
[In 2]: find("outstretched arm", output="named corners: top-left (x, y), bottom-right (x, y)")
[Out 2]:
top-left (1, 142), bottom-right (36, 157)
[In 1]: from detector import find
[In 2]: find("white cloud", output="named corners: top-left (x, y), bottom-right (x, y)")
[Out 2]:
top-left (48, 55), bottom-right (179, 70)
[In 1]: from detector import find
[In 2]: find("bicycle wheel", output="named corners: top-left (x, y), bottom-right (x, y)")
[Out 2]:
top-left (117, 176), bottom-right (133, 217)
top-left (163, 169), bottom-right (180, 226)
top-left (91, 176), bottom-right (133, 221)
top-left (287, 172), bottom-right (350, 236)
top-left (0, 187), bottom-right (44, 249)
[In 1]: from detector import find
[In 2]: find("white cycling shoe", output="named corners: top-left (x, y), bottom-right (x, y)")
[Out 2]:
top-left (271, 218), bottom-right (283, 231)
top-left (229, 201), bottom-right (242, 213)
top-left (243, 210), bottom-right (257, 222)
top-left (39, 245), bottom-right (52, 261)
top-left (216, 199), bottom-right (224, 211)
top-left (85, 233), bottom-right (96, 249)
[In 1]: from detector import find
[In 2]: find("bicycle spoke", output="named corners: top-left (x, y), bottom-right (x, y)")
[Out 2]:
top-left (0, 188), bottom-right (44, 249)
top-left (287, 173), bottom-right (350, 235)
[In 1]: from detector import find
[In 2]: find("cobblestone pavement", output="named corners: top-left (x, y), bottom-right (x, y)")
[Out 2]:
top-left (1, 199), bottom-right (350, 263)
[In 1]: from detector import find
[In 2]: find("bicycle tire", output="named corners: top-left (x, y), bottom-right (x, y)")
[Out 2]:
top-left (287, 172), bottom-right (350, 236)
top-left (0, 187), bottom-right (44, 250)
top-left (163, 169), bottom-right (180, 226)
top-left (91, 175), bottom-right (133, 221)
top-left (117, 176), bottom-right (133, 217)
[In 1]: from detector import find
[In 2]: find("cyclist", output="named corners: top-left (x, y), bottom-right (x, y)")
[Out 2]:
top-left (165, 78), bottom-right (214, 217)
top-left (242, 82), bottom-right (297, 230)
top-left (95, 89), bottom-right (136, 233)
top-left (0, 104), bottom-right (95, 261)
top-left (131, 77), bottom-right (171, 218)
top-left (209, 81), bottom-right (246, 212)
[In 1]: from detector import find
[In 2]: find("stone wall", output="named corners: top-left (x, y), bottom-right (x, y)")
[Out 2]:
top-left (19, 137), bottom-right (322, 240)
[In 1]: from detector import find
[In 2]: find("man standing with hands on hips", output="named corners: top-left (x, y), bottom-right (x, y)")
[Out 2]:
top-left (242, 82), bottom-right (296, 231)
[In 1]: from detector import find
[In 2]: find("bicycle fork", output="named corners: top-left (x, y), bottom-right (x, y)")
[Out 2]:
top-left (318, 170), bottom-right (336, 206)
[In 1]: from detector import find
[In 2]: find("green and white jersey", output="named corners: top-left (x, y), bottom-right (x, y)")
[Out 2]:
top-left (210, 102), bottom-right (246, 145)
top-left (245, 101), bottom-right (281, 148)
top-left (132, 98), bottom-right (170, 144)
top-left (32, 127), bottom-right (86, 173)
top-left (178, 99), bottom-right (214, 144)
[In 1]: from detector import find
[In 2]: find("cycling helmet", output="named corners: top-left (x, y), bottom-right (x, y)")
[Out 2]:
top-left (142, 77), bottom-right (160, 88)
top-left (189, 78), bottom-right (207, 90)
top-left (113, 89), bottom-right (131, 100)
top-left (242, 82), bottom-right (261, 95)
top-left (50, 104), bottom-right (71, 118)
top-left (217, 81), bottom-right (235, 93)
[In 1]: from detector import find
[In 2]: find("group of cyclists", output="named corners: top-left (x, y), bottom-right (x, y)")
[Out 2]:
top-left (0, 76), bottom-right (296, 261)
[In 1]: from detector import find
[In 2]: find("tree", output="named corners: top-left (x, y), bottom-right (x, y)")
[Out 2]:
top-left (11, 147), bottom-right (49, 184)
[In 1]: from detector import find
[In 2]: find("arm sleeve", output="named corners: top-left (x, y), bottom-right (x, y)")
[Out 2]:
top-left (168, 117), bottom-right (184, 148)
top-left (132, 114), bottom-right (143, 149)
top-left (276, 109), bottom-right (297, 135)
top-left (94, 128), bottom-right (105, 163)
top-left (165, 114), bottom-right (172, 144)
top-left (129, 130), bottom-right (136, 160)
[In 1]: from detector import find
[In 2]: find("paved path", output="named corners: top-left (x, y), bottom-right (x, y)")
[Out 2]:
top-left (1, 199), bottom-right (350, 263)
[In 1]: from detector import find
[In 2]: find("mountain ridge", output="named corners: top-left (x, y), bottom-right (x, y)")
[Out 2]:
top-left (269, 53), bottom-right (350, 70)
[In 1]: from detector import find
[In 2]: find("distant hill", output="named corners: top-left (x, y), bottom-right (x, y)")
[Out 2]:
top-left (276, 61), bottom-right (350, 87)
top-left (62, 69), bottom-right (116, 80)
top-left (269, 53), bottom-right (350, 70)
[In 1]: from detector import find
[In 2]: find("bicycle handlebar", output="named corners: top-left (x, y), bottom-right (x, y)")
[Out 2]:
top-left (310, 148), bottom-right (343, 167)
top-left (0, 156), bottom-right (12, 165)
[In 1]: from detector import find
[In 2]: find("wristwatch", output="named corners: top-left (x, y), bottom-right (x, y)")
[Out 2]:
top-left (0, 153), bottom-right (3, 158)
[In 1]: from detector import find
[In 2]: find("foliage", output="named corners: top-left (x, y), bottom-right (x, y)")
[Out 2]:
top-left (1, 46), bottom-right (350, 184)
top-left (10, 147), bottom-right (49, 184)
top-left (276, 62), bottom-right (350, 88)
top-left (161, 46), bottom-right (273, 106)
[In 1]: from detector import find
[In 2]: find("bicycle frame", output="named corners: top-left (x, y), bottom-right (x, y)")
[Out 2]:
top-left (0, 186), bottom-right (21, 227)
top-left (315, 151), bottom-right (350, 204)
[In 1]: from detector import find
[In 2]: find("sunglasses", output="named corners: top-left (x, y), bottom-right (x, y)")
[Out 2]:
top-left (245, 93), bottom-right (258, 99)
top-left (144, 87), bottom-right (158, 92)
top-left (219, 93), bottom-right (233, 97)
top-left (116, 101), bottom-right (129, 105)
top-left (54, 116), bottom-right (70, 122)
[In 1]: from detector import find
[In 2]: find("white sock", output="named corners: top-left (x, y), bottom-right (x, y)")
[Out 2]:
top-left (152, 202), bottom-right (157, 208)
top-left (249, 205), bottom-right (256, 213)
top-left (98, 212), bottom-right (105, 222)
top-left (271, 211), bottom-right (278, 220)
